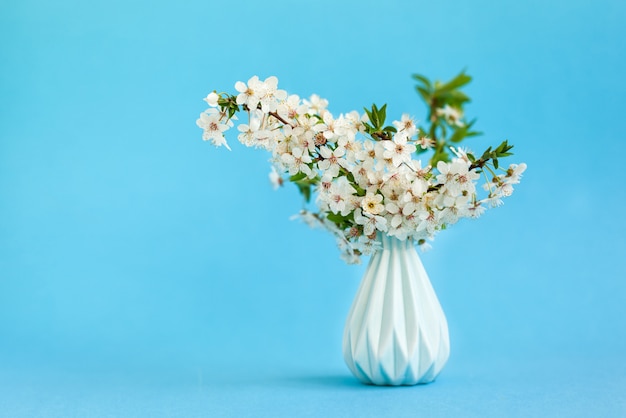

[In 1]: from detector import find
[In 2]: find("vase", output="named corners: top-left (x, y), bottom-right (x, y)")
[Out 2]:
top-left (342, 234), bottom-right (450, 385)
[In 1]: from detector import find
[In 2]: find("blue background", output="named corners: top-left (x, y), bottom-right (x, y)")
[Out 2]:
top-left (1, 0), bottom-right (625, 416)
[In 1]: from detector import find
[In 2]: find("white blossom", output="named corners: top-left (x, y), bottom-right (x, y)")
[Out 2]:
top-left (258, 76), bottom-right (287, 113)
top-left (361, 192), bottom-right (385, 215)
top-left (353, 235), bottom-right (382, 255)
top-left (196, 109), bottom-right (231, 150)
top-left (269, 166), bottom-right (283, 190)
top-left (505, 163), bottom-right (527, 184)
top-left (277, 94), bottom-right (302, 121)
top-left (436, 104), bottom-right (464, 127)
top-left (235, 76), bottom-right (263, 111)
top-left (354, 208), bottom-right (388, 236)
top-left (392, 114), bottom-right (418, 137)
top-left (383, 136), bottom-right (417, 167)
top-left (303, 94), bottom-right (329, 115)
top-left (320, 176), bottom-right (357, 216)
top-left (281, 147), bottom-right (314, 178)
top-left (318, 146), bottom-right (348, 179)
top-left (437, 160), bottom-right (479, 196)
top-left (204, 92), bottom-right (220, 107)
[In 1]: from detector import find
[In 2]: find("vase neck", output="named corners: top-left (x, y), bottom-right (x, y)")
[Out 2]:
top-left (378, 233), bottom-right (413, 252)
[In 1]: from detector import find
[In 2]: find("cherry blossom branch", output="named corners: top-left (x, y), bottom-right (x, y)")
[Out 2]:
top-left (268, 111), bottom-right (295, 127)
top-left (197, 73), bottom-right (526, 264)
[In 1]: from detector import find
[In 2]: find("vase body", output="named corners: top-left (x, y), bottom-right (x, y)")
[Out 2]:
top-left (342, 234), bottom-right (450, 385)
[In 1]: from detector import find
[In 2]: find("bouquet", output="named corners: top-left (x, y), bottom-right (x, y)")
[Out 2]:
top-left (197, 72), bottom-right (526, 264)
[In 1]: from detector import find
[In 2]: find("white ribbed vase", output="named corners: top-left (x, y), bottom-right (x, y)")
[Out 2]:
top-left (342, 234), bottom-right (450, 386)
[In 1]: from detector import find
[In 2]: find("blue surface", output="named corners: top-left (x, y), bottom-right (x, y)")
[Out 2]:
top-left (1, 0), bottom-right (625, 416)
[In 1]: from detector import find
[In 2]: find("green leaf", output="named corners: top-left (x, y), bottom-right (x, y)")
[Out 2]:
top-left (344, 171), bottom-right (365, 196)
top-left (435, 89), bottom-right (471, 105)
top-left (370, 105), bottom-right (379, 128)
top-left (416, 86), bottom-right (431, 103)
top-left (296, 183), bottom-right (311, 203)
top-left (493, 140), bottom-right (514, 157)
top-left (289, 172), bottom-right (307, 182)
top-left (412, 73), bottom-right (432, 89)
top-left (430, 149), bottom-right (450, 167)
top-left (326, 212), bottom-right (344, 224)
top-left (447, 90), bottom-right (471, 103)
top-left (437, 71), bottom-right (472, 93)
top-left (449, 126), bottom-right (468, 143)
top-left (326, 212), bottom-right (354, 230)
top-left (379, 104), bottom-right (387, 127)
top-left (466, 130), bottom-right (482, 138)
top-left (363, 107), bottom-right (373, 122)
